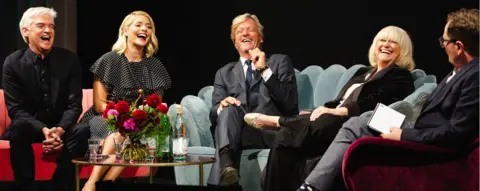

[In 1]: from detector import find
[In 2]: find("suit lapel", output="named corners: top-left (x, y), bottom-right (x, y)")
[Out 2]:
top-left (338, 65), bottom-right (397, 104)
top-left (421, 62), bottom-right (477, 113)
top-left (334, 67), bottom-right (378, 101)
top-left (368, 64), bottom-right (397, 81)
top-left (250, 56), bottom-right (271, 89)
top-left (233, 61), bottom-right (247, 91)
top-left (423, 74), bottom-right (449, 107)
top-left (334, 75), bottom-right (362, 101)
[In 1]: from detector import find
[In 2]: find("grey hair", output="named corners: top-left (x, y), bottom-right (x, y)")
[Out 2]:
top-left (19, 7), bottom-right (57, 43)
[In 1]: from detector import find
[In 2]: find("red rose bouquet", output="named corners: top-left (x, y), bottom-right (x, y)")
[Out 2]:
top-left (102, 89), bottom-right (170, 161)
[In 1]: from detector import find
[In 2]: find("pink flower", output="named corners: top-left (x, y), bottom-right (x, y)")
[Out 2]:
top-left (123, 118), bottom-right (136, 131)
top-left (107, 109), bottom-right (119, 119)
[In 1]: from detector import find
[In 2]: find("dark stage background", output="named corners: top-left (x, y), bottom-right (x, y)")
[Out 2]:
top-left (1, 0), bottom-right (478, 104)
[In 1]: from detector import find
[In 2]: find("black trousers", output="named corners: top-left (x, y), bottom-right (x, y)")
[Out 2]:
top-left (9, 120), bottom-right (90, 191)
top-left (208, 106), bottom-right (278, 185)
top-left (220, 106), bottom-right (277, 167)
top-left (262, 114), bottom-right (348, 191)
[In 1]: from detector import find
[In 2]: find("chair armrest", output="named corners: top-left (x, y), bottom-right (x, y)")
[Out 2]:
top-left (342, 137), bottom-right (478, 191)
top-left (343, 137), bottom-right (461, 168)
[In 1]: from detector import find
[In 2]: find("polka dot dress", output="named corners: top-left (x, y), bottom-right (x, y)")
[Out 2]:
top-left (80, 51), bottom-right (172, 139)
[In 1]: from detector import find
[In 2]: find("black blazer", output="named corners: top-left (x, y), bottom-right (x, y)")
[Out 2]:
top-left (2, 47), bottom-right (83, 137)
top-left (210, 54), bottom-right (298, 123)
top-left (324, 64), bottom-right (415, 117)
top-left (402, 58), bottom-right (479, 147)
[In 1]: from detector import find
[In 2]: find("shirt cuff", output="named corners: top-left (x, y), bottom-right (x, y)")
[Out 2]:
top-left (261, 68), bottom-right (273, 81)
top-left (217, 106), bottom-right (222, 115)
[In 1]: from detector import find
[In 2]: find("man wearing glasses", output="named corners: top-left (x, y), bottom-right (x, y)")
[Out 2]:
top-left (294, 8), bottom-right (479, 191)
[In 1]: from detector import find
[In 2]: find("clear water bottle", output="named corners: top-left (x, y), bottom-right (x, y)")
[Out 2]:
top-left (172, 105), bottom-right (188, 161)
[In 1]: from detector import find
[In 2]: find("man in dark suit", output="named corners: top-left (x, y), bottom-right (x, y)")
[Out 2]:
top-left (1, 7), bottom-right (90, 191)
top-left (207, 13), bottom-right (298, 185)
top-left (296, 8), bottom-right (479, 191)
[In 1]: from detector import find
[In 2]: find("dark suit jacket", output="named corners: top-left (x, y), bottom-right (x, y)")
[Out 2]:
top-left (210, 54), bottom-right (298, 123)
top-left (402, 58), bottom-right (479, 147)
top-left (2, 47), bottom-right (83, 138)
top-left (324, 64), bottom-right (415, 117)
top-left (275, 64), bottom-right (414, 166)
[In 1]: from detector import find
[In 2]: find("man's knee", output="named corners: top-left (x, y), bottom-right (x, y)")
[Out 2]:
top-left (9, 120), bottom-right (36, 141)
top-left (65, 123), bottom-right (90, 155)
top-left (337, 116), bottom-right (372, 142)
top-left (218, 106), bottom-right (243, 122)
top-left (10, 120), bottom-right (32, 132)
top-left (68, 123), bottom-right (90, 146)
top-left (222, 105), bottom-right (242, 115)
top-left (342, 116), bottom-right (369, 131)
top-left (71, 123), bottom-right (91, 138)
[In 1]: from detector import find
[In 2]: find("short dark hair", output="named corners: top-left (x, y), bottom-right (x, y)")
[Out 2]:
top-left (447, 8), bottom-right (479, 57)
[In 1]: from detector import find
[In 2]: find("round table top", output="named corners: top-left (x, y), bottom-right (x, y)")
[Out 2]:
top-left (72, 155), bottom-right (216, 167)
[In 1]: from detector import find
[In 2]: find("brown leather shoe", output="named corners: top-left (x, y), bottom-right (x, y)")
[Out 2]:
top-left (220, 166), bottom-right (240, 185)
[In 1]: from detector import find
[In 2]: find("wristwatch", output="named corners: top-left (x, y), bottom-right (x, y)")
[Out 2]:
top-left (256, 66), bottom-right (269, 74)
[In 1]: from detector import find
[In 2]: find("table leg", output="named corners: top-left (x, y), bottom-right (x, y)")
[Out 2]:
top-left (75, 164), bottom-right (80, 191)
top-left (149, 166), bottom-right (153, 184)
top-left (199, 164), bottom-right (204, 186)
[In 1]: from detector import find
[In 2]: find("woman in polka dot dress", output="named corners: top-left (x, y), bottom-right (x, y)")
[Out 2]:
top-left (81, 11), bottom-right (171, 191)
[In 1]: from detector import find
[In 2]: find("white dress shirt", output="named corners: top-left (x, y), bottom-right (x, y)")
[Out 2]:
top-left (337, 83), bottom-right (363, 108)
top-left (336, 72), bottom-right (373, 108)
top-left (446, 70), bottom-right (457, 83)
top-left (239, 57), bottom-right (273, 82)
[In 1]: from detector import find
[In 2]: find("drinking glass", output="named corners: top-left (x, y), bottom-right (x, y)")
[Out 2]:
top-left (113, 137), bottom-right (122, 162)
top-left (88, 139), bottom-right (101, 161)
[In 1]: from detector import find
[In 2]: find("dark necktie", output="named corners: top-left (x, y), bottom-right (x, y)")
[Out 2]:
top-left (245, 60), bottom-right (253, 87)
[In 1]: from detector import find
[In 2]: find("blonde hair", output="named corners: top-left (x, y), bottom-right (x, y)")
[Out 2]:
top-left (230, 13), bottom-right (264, 43)
top-left (19, 7), bottom-right (57, 43)
top-left (112, 11), bottom-right (158, 57)
top-left (368, 26), bottom-right (415, 71)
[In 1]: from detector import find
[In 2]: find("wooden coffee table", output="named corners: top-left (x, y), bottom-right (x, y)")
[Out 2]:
top-left (72, 155), bottom-right (215, 191)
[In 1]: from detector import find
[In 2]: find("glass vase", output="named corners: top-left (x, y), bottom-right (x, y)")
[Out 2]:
top-left (120, 139), bottom-right (148, 163)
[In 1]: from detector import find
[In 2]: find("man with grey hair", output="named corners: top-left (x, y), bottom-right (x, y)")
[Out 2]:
top-left (207, 13), bottom-right (298, 186)
top-left (2, 6), bottom-right (89, 191)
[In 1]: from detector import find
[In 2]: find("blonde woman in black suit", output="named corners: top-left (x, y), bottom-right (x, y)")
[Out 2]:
top-left (245, 26), bottom-right (416, 191)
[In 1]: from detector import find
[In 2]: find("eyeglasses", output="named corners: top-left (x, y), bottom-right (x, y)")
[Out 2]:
top-left (438, 37), bottom-right (457, 48)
